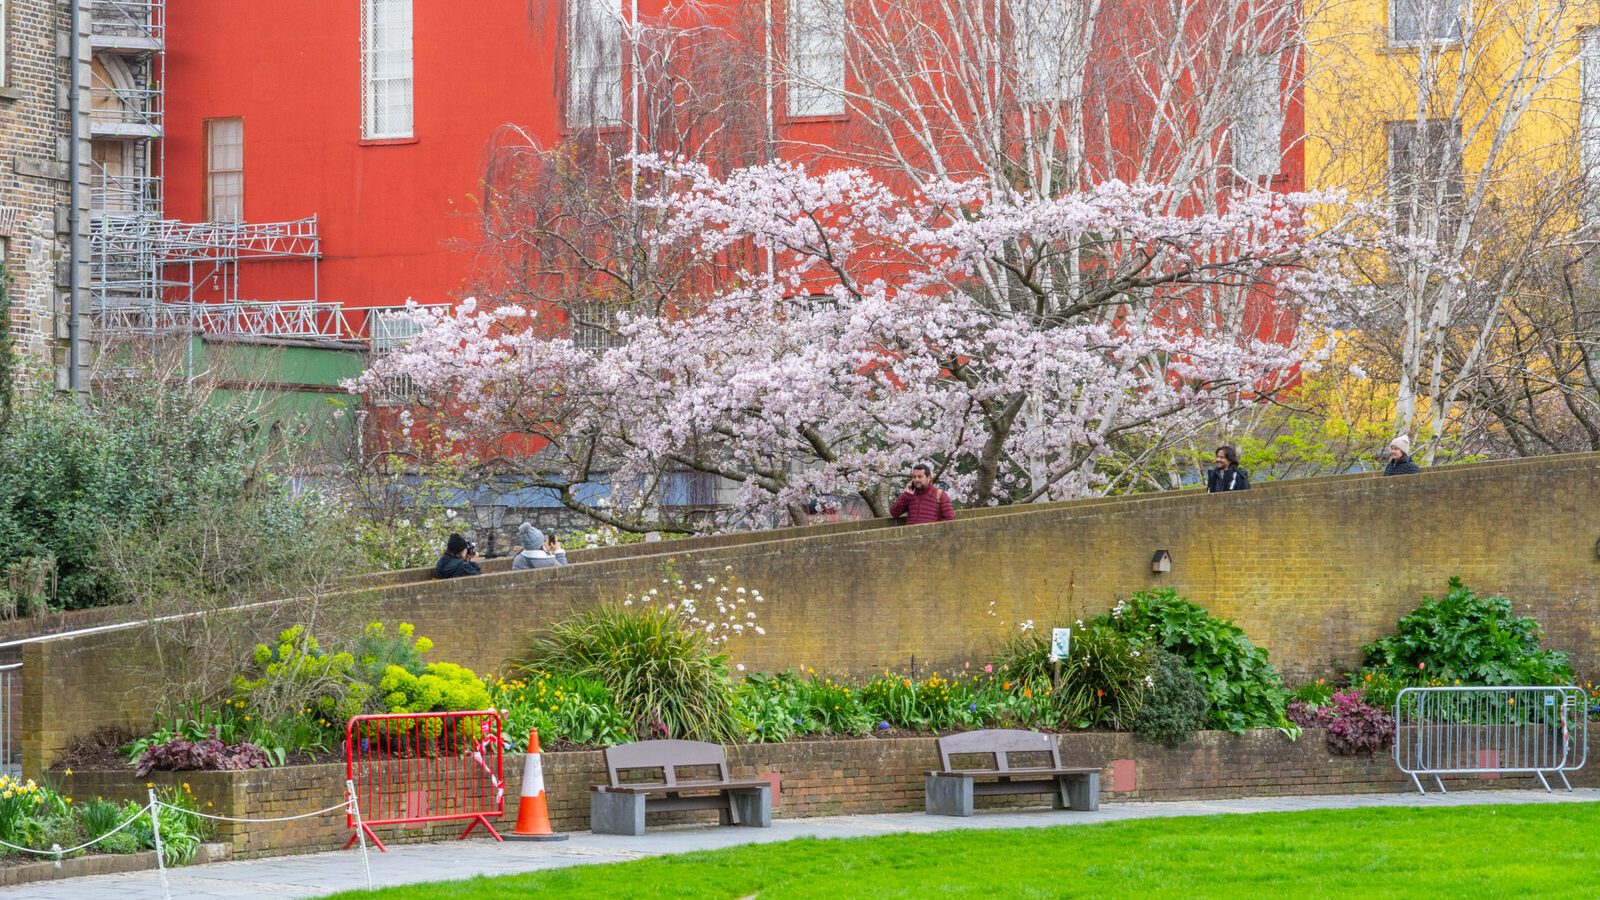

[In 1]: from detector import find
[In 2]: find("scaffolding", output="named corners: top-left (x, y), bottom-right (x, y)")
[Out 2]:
top-left (86, 0), bottom-right (352, 345)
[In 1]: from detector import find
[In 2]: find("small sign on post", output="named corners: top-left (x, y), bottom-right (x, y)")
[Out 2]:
top-left (1049, 628), bottom-right (1072, 662)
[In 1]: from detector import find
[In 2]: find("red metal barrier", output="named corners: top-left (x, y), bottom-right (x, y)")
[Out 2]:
top-left (345, 710), bottom-right (506, 851)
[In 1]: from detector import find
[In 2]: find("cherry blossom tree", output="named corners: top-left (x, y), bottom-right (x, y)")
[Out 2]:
top-left (351, 155), bottom-right (1353, 530)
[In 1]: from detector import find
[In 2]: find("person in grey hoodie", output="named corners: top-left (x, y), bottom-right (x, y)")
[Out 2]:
top-left (512, 522), bottom-right (569, 570)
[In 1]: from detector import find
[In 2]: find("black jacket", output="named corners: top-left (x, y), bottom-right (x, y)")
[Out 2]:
top-left (1384, 455), bottom-right (1422, 476)
top-left (435, 553), bottom-right (481, 579)
top-left (1206, 466), bottom-right (1251, 493)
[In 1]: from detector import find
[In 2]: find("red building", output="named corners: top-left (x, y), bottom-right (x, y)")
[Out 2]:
top-left (157, 0), bottom-right (1304, 337)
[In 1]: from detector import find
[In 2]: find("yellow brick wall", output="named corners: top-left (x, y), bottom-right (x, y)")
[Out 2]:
top-left (25, 452), bottom-right (1600, 774)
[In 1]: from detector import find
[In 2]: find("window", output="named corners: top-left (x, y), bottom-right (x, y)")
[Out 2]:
top-left (568, 300), bottom-right (623, 351)
top-left (1391, 0), bottom-right (1462, 45)
top-left (566, 0), bottom-right (623, 128)
top-left (1582, 30), bottom-right (1599, 217)
top-left (370, 311), bottom-right (424, 403)
top-left (205, 118), bottom-right (244, 223)
top-left (1232, 54), bottom-right (1284, 179)
top-left (1389, 118), bottom-right (1462, 233)
top-left (787, 0), bottom-right (845, 118)
top-left (1017, 0), bottom-right (1077, 102)
top-left (361, 0), bottom-right (413, 139)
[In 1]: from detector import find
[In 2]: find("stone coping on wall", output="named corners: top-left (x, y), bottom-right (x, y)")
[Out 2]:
top-left (59, 729), bottom-right (1591, 861)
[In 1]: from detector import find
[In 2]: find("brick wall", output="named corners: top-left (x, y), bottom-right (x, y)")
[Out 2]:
top-left (61, 729), bottom-right (1593, 860)
top-left (0, 0), bottom-right (70, 376)
top-left (22, 452), bottom-right (1600, 773)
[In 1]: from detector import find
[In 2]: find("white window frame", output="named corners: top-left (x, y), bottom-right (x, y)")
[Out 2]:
top-left (361, 0), bottom-right (414, 140)
top-left (1390, 0), bottom-right (1463, 47)
top-left (205, 117), bottom-right (244, 224)
top-left (370, 311), bottom-right (424, 404)
top-left (1016, 0), bottom-right (1076, 103)
top-left (1232, 54), bottom-right (1285, 179)
top-left (566, 0), bottom-right (623, 128)
top-left (1581, 29), bottom-right (1599, 220)
top-left (568, 300), bottom-right (624, 352)
top-left (786, 0), bottom-right (845, 118)
top-left (1388, 118), bottom-right (1463, 233)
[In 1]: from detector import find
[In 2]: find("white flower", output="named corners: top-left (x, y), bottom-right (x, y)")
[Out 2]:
top-left (736, 664), bottom-right (746, 672)
top-left (725, 565), bottom-right (733, 572)
top-left (623, 599), bottom-right (633, 606)
top-left (1144, 675), bottom-right (1155, 687)
top-left (754, 626), bottom-right (765, 635)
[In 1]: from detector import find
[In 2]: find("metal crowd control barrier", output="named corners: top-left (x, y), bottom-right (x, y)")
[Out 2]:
top-left (345, 710), bottom-right (506, 851)
top-left (1393, 686), bottom-right (1588, 794)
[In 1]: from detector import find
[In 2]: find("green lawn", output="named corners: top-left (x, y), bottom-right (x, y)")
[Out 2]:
top-left (327, 803), bottom-right (1600, 899)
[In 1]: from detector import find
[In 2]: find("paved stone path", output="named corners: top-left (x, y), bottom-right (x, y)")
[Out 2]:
top-left (11, 788), bottom-right (1600, 898)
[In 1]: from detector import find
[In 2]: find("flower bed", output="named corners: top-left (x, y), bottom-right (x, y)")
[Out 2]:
top-left (62, 727), bottom-right (1589, 862)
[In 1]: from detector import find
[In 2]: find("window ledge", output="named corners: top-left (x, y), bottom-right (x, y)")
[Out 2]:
top-left (783, 112), bottom-right (849, 125)
top-left (359, 136), bottom-right (419, 146)
top-left (0, 86), bottom-right (23, 102)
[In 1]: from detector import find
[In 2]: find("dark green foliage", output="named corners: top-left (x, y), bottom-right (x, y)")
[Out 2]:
top-left (1360, 577), bottom-right (1574, 686)
top-left (520, 605), bottom-right (740, 742)
top-left (0, 386), bottom-right (274, 610)
top-left (990, 625), bottom-right (1151, 730)
top-left (1103, 589), bottom-right (1290, 733)
top-left (1132, 651), bottom-right (1209, 747)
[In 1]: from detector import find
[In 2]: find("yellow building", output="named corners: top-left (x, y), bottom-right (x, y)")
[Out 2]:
top-left (1306, 0), bottom-right (1598, 216)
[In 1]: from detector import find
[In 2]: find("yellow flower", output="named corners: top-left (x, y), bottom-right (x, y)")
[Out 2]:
top-left (65, 798), bottom-right (72, 804)
top-left (146, 783), bottom-right (154, 789)
top-left (2, 791), bottom-right (12, 799)
top-left (64, 769), bottom-right (73, 777)
top-left (183, 783), bottom-right (191, 792)
top-left (207, 802), bottom-right (214, 808)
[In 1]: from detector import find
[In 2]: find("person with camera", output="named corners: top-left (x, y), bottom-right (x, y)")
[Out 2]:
top-left (435, 532), bottom-right (482, 579)
top-left (889, 463), bottom-right (955, 525)
top-left (512, 522), bottom-right (569, 570)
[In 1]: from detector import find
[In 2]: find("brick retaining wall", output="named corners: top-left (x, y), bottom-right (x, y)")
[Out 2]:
top-left (61, 730), bottom-right (1588, 860)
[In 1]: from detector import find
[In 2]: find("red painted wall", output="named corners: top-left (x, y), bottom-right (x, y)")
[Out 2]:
top-left (161, 0), bottom-right (1305, 326)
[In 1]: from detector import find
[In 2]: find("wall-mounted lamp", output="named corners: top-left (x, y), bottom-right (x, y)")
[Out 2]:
top-left (1151, 550), bottom-right (1172, 574)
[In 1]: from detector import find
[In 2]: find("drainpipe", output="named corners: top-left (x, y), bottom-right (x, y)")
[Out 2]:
top-left (65, 0), bottom-right (85, 394)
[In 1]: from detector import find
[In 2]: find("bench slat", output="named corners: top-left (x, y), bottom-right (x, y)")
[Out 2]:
top-left (927, 767), bottom-right (1099, 778)
top-left (596, 780), bottom-right (771, 794)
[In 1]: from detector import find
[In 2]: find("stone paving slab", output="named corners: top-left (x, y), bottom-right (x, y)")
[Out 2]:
top-left (9, 789), bottom-right (1599, 899)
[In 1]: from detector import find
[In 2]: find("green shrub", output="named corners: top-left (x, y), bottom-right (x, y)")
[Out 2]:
top-left (76, 797), bottom-right (145, 854)
top-left (859, 672), bottom-right (984, 732)
top-left (520, 605), bottom-right (740, 742)
top-left (734, 673), bottom-right (808, 742)
top-left (1102, 589), bottom-right (1289, 733)
top-left (1291, 679), bottom-right (1336, 708)
top-left (991, 625), bottom-right (1150, 730)
top-left (1132, 651), bottom-right (1210, 746)
top-left (146, 786), bottom-right (209, 866)
top-left (488, 671), bottom-right (630, 749)
top-left (233, 625), bottom-right (369, 732)
top-left (0, 386), bottom-right (286, 611)
top-left (796, 675), bottom-right (875, 736)
top-left (1360, 578), bottom-right (1574, 686)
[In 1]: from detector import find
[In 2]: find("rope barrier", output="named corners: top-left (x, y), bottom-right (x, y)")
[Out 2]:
top-left (152, 797), bottom-right (352, 823)
top-left (0, 801), bottom-right (154, 858)
top-left (0, 787), bottom-right (372, 895)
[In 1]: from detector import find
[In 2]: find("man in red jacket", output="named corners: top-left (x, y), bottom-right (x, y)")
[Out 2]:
top-left (889, 464), bottom-right (955, 525)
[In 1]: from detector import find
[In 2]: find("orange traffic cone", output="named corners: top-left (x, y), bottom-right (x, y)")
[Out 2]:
top-left (507, 728), bottom-right (568, 841)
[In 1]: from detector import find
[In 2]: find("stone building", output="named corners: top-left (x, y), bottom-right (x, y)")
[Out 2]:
top-left (0, 0), bottom-right (79, 387)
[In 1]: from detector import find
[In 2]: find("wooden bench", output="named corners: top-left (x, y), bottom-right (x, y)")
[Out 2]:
top-left (589, 739), bottom-right (773, 836)
top-left (925, 729), bottom-right (1101, 816)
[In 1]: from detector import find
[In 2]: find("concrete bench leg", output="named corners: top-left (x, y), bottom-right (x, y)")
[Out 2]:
top-left (590, 790), bottom-right (646, 836)
top-left (1063, 773), bottom-right (1099, 812)
top-left (924, 775), bottom-right (974, 817)
top-left (726, 786), bottom-right (772, 827)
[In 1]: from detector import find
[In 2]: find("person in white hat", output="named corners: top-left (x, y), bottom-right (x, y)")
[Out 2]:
top-left (1383, 436), bottom-right (1422, 476)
